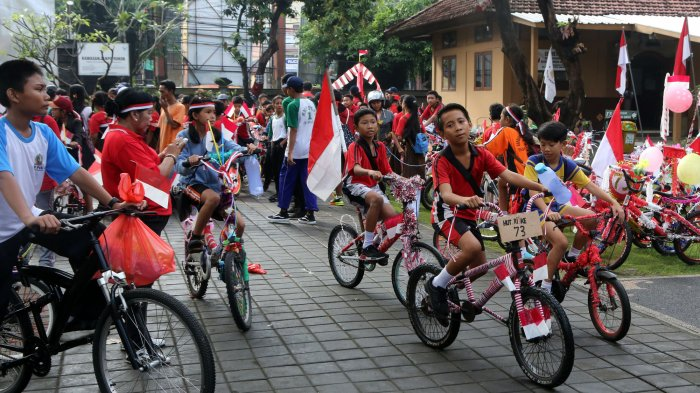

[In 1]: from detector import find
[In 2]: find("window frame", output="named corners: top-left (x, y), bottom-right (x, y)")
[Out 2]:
top-left (441, 55), bottom-right (457, 91)
top-left (474, 51), bottom-right (492, 91)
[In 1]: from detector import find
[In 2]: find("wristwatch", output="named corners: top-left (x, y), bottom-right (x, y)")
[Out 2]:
top-left (108, 197), bottom-right (120, 209)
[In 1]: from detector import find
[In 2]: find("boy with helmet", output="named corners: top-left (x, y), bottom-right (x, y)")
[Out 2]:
top-left (367, 90), bottom-right (394, 147)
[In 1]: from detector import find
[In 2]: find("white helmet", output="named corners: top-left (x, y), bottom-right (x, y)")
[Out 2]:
top-left (367, 90), bottom-right (384, 103)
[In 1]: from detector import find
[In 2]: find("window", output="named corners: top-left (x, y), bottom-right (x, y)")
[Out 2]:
top-left (442, 31), bottom-right (457, 48)
top-left (474, 24), bottom-right (492, 42)
top-left (442, 56), bottom-right (457, 91)
top-left (475, 52), bottom-right (492, 90)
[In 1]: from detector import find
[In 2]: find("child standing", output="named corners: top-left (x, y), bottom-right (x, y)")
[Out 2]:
top-left (343, 108), bottom-right (400, 261)
top-left (267, 95), bottom-right (287, 203)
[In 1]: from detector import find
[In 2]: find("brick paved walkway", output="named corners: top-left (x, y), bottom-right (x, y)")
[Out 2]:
top-left (26, 196), bottom-right (700, 392)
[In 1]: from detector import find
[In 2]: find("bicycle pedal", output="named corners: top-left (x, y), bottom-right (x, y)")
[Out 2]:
top-left (460, 301), bottom-right (481, 323)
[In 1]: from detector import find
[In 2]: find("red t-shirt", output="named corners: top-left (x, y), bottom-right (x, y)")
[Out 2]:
top-left (88, 111), bottom-right (111, 136)
top-left (420, 103), bottom-right (443, 124)
top-left (302, 91), bottom-right (314, 98)
top-left (393, 112), bottom-right (404, 133)
top-left (395, 114), bottom-right (426, 138)
top-left (255, 112), bottom-right (267, 127)
top-left (149, 110), bottom-right (160, 132)
top-left (33, 115), bottom-right (62, 191)
top-left (101, 124), bottom-right (172, 216)
top-left (346, 140), bottom-right (392, 187)
top-left (389, 103), bottom-right (399, 114)
top-left (339, 107), bottom-right (356, 133)
top-left (432, 144), bottom-right (505, 221)
top-left (483, 121), bottom-right (501, 143)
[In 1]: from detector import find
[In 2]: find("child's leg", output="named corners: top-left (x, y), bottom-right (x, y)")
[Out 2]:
top-left (276, 159), bottom-right (299, 211)
top-left (235, 211), bottom-right (245, 238)
top-left (298, 158), bottom-right (318, 213)
top-left (193, 189), bottom-right (221, 236)
top-left (363, 192), bottom-right (384, 234)
top-left (435, 231), bottom-right (485, 286)
top-left (564, 206), bottom-right (596, 255)
top-left (544, 220), bottom-right (568, 280)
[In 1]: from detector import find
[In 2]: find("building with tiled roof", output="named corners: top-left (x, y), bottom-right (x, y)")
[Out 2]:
top-left (387, 1), bottom-right (700, 140)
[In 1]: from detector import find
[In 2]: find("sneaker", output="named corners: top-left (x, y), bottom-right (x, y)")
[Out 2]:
top-left (298, 213), bottom-right (317, 225)
top-left (330, 196), bottom-right (345, 206)
top-left (360, 244), bottom-right (389, 264)
top-left (424, 277), bottom-right (449, 327)
top-left (267, 211), bottom-right (290, 223)
top-left (187, 235), bottom-right (204, 255)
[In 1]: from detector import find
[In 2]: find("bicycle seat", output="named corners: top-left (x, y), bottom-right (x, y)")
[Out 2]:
top-left (20, 265), bottom-right (73, 289)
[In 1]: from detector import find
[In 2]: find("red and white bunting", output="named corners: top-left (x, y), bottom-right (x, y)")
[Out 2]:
top-left (494, 263), bottom-right (515, 292)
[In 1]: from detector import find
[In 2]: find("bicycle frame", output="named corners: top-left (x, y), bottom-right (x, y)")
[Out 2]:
top-left (623, 193), bottom-right (700, 240)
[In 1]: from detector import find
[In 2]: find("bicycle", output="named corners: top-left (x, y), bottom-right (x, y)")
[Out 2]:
top-left (420, 134), bottom-right (445, 210)
top-left (52, 179), bottom-right (87, 215)
top-left (328, 175), bottom-right (445, 306)
top-left (415, 198), bottom-right (575, 387)
top-left (523, 195), bottom-right (632, 341)
top-left (180, 152), bottom-right (257, 330)
top-left (0, 209), bottom-right (216, 393)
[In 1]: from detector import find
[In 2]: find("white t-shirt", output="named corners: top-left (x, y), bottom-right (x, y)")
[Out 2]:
top-left (271, 114), bottom-right (287, 142)
top-left (284, 97), bottom-right (316, 159)
top-left (0, 117), bottom-right (80, 242)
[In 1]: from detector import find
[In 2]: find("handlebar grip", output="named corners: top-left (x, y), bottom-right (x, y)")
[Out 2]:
top-left (182, 154), bottom-right (210, 168)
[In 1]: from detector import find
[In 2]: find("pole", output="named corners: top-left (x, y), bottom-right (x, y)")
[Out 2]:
top-left (690, 52), bottom-right (697, 89)
top-left (627, 62), bottom-right (644, 132)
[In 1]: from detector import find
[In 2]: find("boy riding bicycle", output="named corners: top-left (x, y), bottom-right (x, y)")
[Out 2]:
top-left (426, 103), bottom-right (546, 325)
top-left (524, 121), bottom-right (624, 293)
top-left (176, 97), bottom-right (257, 258)
top-left (343, 108), bottom-right (401, 262)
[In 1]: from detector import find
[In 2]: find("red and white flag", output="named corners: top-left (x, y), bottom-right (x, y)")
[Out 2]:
top-left (358, 49), bottom-right (368, 57)
top-left (134, 162), bottom-right (172, 208)
top-left (615, 31), bottom-right (630, 96)
top-left (690, 137), bottom-right (700, 154)
top-left (220, 116), bottom-right (237, 141)
top-left (673, 17), bottom-right (692, 76)
top-left (531, 252), bottom-right (548, 283)
top-left (591, 99), bottom-right (624, 178)
top-left (307, 71), bottom-right (343, 201)
top-left (494, 263), bottom-right (515, 292)
top-left (88, 150), bottom-right (102, 185)
top-left (552, 107), bottom-right (561, 122)
top-left (224, 102), bottom-right (249, 119)
top-left (645, 136), bottom-right (654, 148)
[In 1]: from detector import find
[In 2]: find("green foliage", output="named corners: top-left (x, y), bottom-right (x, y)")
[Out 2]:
top-left (299, 0), bottom-right (434, 85)
top-left (223, 0), bottom-right (294, 46)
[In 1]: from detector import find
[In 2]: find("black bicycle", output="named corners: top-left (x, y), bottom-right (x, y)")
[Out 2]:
top-left (0, 210), bottom-right (216, 393)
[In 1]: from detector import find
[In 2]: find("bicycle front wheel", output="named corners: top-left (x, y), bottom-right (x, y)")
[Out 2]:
top-left (596, 220), bottom-right (632, 270)
top-left (92, 288), bottom-right (216, 393)
top-left (225, 251), bottom-right (253, 331)
top-left (406, 263), bottom-right (460, 349)
top-left (509, 286), bottom-right (574, 388)
top-left (328, 225), bottom-right (364, 288)
top-left (392, 242), bottom-right (444, 306)
top-left (588, 275), bottom-right (631, 341)
top-left (184, 250), bottom-right (210, 299)
top-left (0, 291), bottom-right (33, 393)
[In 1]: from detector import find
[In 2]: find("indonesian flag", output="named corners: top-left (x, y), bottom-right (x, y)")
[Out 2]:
top-left (357, 63), bottom-right (365, 100)
top-left (358, 49), bottom-right (368, 57)
top-left (519, 308), bottom-right (550, 340)
top-left (531, 252), bottom-right (548, 283)
top-left (134, 162), bottom-right (172, 208)
top-left (384, 214), bottom-right (403, 240)
top-left (224, 102), bottom-right (249, 119)
top-left (220, 116), bottom-right (237, 141)
top-left (615, 32), bottom-right (630, 96)
top-left (494, 263), bottom-right (515, 292)
top-left (552, 107), bottom-right (561, 122)
top-left (88, 150), bottom-right (102, 185)
top-left (690, 137), bottom-right (700, 154)
top-left (307, 71), bottom-right (343, 201)
top-left (591, 99), bottom-right (624, 178)
top-left (645, 136), bottom-right (654, 148)
top-left (543, 47), bottom-right (556, 103)
top-left (673, 17), bottom-right (692, 76)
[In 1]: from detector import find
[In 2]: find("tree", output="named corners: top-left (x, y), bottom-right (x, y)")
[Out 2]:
top-left (3, 11), bottom-right (115, 88)
top-left (223, 0), bottom-right (294, 103)
top-left (300, 0), bottom-right (434, 89)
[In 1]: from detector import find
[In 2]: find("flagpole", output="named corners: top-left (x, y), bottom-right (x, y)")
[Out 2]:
top-left (690, 52), bottom-right (697, 90)
top-left (626, 63), bottom-right (644, 131)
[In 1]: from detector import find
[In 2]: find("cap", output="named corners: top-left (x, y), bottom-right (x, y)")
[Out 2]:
top-left (217, 93), bottom-right (229, 100)
top-left (281, 73), bottom-right (296, 88)
top-left (386, 87), bottom-right (398, 93)
top-left (286, 76), bottom-right (304, 91)
top-left (49, 96), bottom-right (74, 113)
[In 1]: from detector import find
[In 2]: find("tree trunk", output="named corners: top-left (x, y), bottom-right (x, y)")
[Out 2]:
top-left (537, 0), bottom-right (586, 128)
top-left (251, 2), bottom-right (285, 99)
top-left (492, 0), bottom-right (550, 125)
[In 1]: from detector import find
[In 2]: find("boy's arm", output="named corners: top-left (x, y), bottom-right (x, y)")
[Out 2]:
top-left (500, 169), bottom-right (547, 194)
top-left (437, 183), bottom-right (481, 208)
top-left (0, 172), bottom-right (56, 229)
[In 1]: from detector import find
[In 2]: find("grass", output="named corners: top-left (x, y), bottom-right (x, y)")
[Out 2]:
top-left (391, 195), bottom-right (700, 277)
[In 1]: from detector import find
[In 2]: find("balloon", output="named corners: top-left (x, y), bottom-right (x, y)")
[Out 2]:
top-left (678, 153), bottom-right (700, 185)
top-left (639, 146), bottom-right (664, 173)
top-left (664, 85), bottom-right (693, 113)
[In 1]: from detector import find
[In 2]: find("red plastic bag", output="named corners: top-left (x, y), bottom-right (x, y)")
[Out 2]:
top-left (98, 215), bottom-right (175, 286)
top-left (118, 173), bottom-right (145, 203)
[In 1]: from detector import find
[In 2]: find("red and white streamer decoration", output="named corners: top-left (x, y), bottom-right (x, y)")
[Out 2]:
top-left (332, 63), bottom-right (381, 92)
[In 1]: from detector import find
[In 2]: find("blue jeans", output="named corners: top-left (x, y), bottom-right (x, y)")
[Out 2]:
top-left (277, 157), bottom-right (318, 212)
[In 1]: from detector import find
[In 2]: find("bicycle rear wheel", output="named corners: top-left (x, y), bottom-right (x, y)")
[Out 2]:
top-left (0, 291), bottom-right (33, 393)
top-left (391, 242), bottom-right (444, 306)
top-left (13, 278), bottom-right (55, 338)
top-left (406, 264), bottom-right (460, 349)
top-left (421, 177), bottom-right (434, 211)
top-left (92, 288), bottom-right (215, 393)
top-left (328, 225), bottom-right (364, 288)
top-left (588, 275), bottom-right (631, 341)
top-left (509, 286), bottom-right (574, 388)
top-left (595, 220), bottom-right (632, 270)
top-left (225, 251), bottom-right (253, 331)
top-left (183, 250), bottom-right (210, 299)
top-left (674, 210), bottom-right (700, 265)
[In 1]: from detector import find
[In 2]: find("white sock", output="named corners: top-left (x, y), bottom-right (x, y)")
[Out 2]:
top-left (541, 280), bottom-right (553, 293)
top-left (363, 231), bottom-right (374, 249)
top-left (432, 269), bottom-right (454, 288)
top-left (568, 247), bottom-right (581, 258)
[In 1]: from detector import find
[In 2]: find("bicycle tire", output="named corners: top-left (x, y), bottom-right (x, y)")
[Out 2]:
top-left (14, 278), bottom-right (56, 338)
top-left (92, 288), bottom-right (216, 393)
top-left (421, 177), bottom-right (434, 211)
top-left (588, 275), bottom-right (631, 341)
top-left (406, 263), bottom-right (460, 349)
top-left (185, 250), bottom-right (210, 299)
top-left (391, 242), bottom-right (445, 306)
top-left (0, 291), bottom-right (33, 393)
top-left (674, 210), bottom-right (700, 266)
top-left (328, 225), bottom-right (364, 288)
top-left (509, 286), bottom-right (574, 388)
top-left (478, 177), bottom-right (500, 242)
top-left (652, 238), bottom-right (676, 256)
top-left (225, 251), bottom-right (253, 331)
top-left (596, 220), bottom-right (632, 271)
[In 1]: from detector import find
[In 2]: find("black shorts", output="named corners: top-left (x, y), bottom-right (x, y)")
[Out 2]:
top-left (433, 217), bottom-right (485, 251)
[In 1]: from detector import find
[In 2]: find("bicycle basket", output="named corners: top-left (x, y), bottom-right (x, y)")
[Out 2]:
top-left (609, 164), bottom-right (644, 200)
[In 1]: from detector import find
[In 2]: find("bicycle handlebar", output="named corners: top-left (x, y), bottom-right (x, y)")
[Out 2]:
top-left (181, 154), bottom-right (211, 168)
